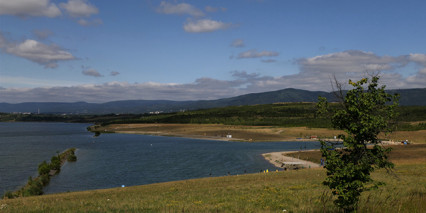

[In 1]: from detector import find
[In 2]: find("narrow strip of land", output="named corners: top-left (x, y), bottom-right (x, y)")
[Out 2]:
top-left (89, 123), bottom-right (343, 142)
top-left (89, 123), bottom-right (426, 143)
top-left (263, 151), bottom-right (321, 169)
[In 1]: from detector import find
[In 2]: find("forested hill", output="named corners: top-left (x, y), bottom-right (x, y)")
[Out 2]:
top-left (0, 88), bottom-right (424, 114)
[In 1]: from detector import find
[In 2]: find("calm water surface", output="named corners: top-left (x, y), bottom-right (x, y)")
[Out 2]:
top-left (0, 122), bottom-right (320, 195)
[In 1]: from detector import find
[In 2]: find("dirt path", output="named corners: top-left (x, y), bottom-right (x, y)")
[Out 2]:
top-left (262, 151), bottom-right (321, 169)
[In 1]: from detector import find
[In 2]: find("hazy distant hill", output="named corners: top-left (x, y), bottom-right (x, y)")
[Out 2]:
top-left (0, 88), bottom-right (424, 114)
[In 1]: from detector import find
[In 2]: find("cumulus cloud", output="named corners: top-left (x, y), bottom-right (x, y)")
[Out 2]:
top-left (0, 80), bottom-right (239, 103)
top-left (60, 0), bottom-right (98, 17)
top-left (297, 50), bottom-right (400, 74)
top-left (231, 39), bottom-right (245, 48)
top-left (0, 0), bottom-right (101, 26)
top-left (408, 53), bottom-right (426, 66)
top-left (1, 50), bottom-right (425, 103)
top-left (82, 69), bottom-right (103, 77)
top-left (157, 1), bottom-right (204, 17)
top-left (0, 32), bottom-right (75, 68)
top-left (294, 50), bottom-right (426, 90)
top-left (0, 0), bottom-right (61, 17)
top-left (183, 19), bottom-right (231, 33)
top-left (237, 49), bottom-right (279, 59)
top-left (156, 2), bottom-right (231, 33)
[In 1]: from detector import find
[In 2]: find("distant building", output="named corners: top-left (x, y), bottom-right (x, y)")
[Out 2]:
top-left (149, 111), bottom-right (163, 114)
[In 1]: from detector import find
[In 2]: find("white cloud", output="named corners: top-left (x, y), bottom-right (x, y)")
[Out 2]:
top-left (231, 39), bottom-right (245, 48)
top-left (60, 0), bottom-right (98, 17)
top-left (1, 67), bottom-right (425, 103)
top-left (82, 69), bottom-right (103, 77)
top-left (408, 53), bottom-right (426, 66)
top-left (0, 76), bottom-right (80, 88)
top-left (0, 32), bottom-right (75, 68)
top-left (237, 49), bottom-right (279, 59)
top-left (157, 1), bottom-right (204, 17)
top-left (294, 50), bottom-right (426, 90)
top-left (183, 19), bottom-right (231, 33)
top-left (297, 50), bottom-right (400, 74)
top-left (0, 0), bottom-right (61, 17)
top-left (1, 49), bottom-right (425, 103)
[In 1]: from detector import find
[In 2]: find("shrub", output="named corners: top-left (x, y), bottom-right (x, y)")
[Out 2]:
top-left (2, 191), bottom-right (14, 199)
top-left (38, 161), bottom-right (50, 176)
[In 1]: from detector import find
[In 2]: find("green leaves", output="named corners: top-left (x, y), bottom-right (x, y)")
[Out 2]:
top-left (318, 76), bottom-right (399, 212)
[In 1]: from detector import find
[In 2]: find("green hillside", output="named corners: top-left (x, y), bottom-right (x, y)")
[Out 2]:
top-left (101, 103), bottom-right (426, 131)
top-left (2, 103), bottom-right (426, 131)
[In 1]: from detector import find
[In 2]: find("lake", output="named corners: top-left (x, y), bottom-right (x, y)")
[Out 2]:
top-left (0, 122), bottom-right (320, 195)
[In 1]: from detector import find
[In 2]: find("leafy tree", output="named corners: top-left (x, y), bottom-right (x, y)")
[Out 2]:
top-left (317, 76), bottom-right (399, 211)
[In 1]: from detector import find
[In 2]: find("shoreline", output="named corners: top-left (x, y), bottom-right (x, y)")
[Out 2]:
top-left (88, 123), bottom-right (422, 144)
top-left (88, 123), bottom-right (330, 143)
top-left (262, 150), bottom-right (321, 169)
top-left (94, 124), bottom-right (324, 170)
top-left (89, 123), bottom-right (415, 171)
top-left (111, 130), bottom-right (322, 142)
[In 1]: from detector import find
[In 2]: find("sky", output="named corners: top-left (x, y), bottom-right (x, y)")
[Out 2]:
top-left (0, 0), bottom-right (425, 103)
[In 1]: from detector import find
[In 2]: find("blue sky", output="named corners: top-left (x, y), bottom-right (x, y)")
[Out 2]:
top-left (1, 0), bottom-right (425, 103)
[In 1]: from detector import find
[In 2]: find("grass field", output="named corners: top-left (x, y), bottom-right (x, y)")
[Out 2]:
top-left (1, 145), bottom-right (425, 212)
top-left (284, 144), bottom-right (426, 165)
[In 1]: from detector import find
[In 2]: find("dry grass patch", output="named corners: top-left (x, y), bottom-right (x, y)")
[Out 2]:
top-left (380, 130), bottom-right (426, 144)
top-left (283, 144), bottom-right (426, 165)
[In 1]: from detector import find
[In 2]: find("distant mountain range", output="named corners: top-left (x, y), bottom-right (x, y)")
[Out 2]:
top-left (1, 88), bottom-right (424, 114)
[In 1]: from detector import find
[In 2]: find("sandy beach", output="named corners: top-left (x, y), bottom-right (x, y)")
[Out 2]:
top-left (262, 151), bottom-right (321, 169)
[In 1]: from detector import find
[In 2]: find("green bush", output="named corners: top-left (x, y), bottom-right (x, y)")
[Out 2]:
top-left (38, 161), bottom-right (50, 176)
top-left (39, 174), bottom-right (50, 185)
top-left (67, 154), bottom-right (77, 162)
top-left (22, 176), bottom-right (44, 197)
top-left (2, 190), bottom-right (14, 199)
top-left (50, 156), bottom-right (61, 171)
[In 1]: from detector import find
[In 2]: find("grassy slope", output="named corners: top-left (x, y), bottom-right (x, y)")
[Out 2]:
top-left (1, 145), bottom-right (425, 212)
